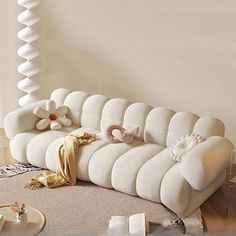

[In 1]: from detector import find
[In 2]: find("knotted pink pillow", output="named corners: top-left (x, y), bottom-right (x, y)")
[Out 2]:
top-left (105, 125), bottom-right (139, 144)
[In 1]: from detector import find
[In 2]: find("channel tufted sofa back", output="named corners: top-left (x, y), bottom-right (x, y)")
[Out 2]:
top-left (50, 88), bottom-right (225, 147)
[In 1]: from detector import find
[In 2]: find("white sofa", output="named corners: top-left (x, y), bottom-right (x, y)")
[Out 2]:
top-left (4, 88), bottom-right (233, 218)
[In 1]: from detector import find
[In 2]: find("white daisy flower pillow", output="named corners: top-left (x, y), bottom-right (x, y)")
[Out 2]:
top-left (33, 100), bottom-right (72, 130)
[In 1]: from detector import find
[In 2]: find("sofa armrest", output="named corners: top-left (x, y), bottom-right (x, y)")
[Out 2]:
top-left (180, 136), bottom-right (233, 191)
top-left (4, 100), bottom-right (48, 139)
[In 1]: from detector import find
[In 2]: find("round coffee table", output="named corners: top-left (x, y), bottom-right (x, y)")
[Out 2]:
top-left (0, 205), bottom-right (46, 235)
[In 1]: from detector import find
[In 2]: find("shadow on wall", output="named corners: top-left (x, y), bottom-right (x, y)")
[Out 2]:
top-left (40, 39), bottom-right (145, 103)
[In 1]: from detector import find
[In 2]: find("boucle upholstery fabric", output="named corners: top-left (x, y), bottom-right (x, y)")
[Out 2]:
top-left (180, 136), bottom-right (232, 190)
top-left (166, 112), bottom-right (199, 147)
top-left (4, 88), bottom-right (233, 218)
top-left (111, 143), bottom-right (164, 195)
top-left (89, 141), bottom-right (139, 188)
top-left (144, 107), bottom-right (175, 146)
top-left (9, 130), bottom-right (40, 163)
top-left (4, 100), bottom-right (48, 139)
top-left (64, 91), bottom-right (90, 126)
top-left (100, 98), bottom-right (130, 131)
top-left (136, 148), bottom-right (176, 202)
top-left (81, 94), bottom-right (108, 130)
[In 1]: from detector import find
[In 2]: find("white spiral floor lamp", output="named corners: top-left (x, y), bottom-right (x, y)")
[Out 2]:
top-left (17, 0), bottom-right (40, 107)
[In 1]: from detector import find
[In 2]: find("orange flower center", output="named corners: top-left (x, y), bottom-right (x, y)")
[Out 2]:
top-left (49, 113), bottom-right (57, 121)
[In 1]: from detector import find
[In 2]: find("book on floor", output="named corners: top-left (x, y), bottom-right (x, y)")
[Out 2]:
top-left (108, 213), bottom-right (149, 236)
top-left (0, 214), bottom-right (5, 232)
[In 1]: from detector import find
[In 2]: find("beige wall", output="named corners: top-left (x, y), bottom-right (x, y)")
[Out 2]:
top-left (0, 0), bottom-right (22, 126)
top-left (39, 0), bottom-right (236, 144)
top-left (0, 0), bottom-right (235, 145)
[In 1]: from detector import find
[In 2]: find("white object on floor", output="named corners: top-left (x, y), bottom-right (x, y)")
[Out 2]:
top-left (108, 213), bottom-right (148, 236)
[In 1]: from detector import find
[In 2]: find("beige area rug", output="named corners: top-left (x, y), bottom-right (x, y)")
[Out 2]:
top-left (0, 171), bottom-right (203, 235)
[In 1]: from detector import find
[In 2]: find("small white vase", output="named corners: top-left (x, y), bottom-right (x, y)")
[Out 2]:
top-left (16, 209), bottom-right (28, 223)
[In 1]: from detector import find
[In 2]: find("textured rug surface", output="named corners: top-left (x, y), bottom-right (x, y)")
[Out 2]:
top-left (0, 171), bottom-right (202, 235)
top-left (0, 163), bottom-right (43, 178)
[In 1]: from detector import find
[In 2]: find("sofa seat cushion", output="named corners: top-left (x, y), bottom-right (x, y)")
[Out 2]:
top-left (9, 125), bottom-right (78, 165)
top-left (88, 140), bottom-right (141, 188)
top-left (160, 164), bottom-right (191, 215)
top-left (136, 148), bottom-right (176, 203)
top-left (10, 130), bottom-right (40, 163)
top-left (111, 143), bottom-right (165, 196)
top-left (27, 130), bottom-right (70, 168)
top-left (45, 127), bottom-right (107, 181)
top-left (77, 138), bottom-right (108, 181)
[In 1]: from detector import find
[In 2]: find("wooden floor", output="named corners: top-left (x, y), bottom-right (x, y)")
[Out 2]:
top-left (0, 128), bottom-right (16, 165)
top-left (201, 171), bottom-right (236, 234)
top-left (0, 128), bottom-right (236, 234)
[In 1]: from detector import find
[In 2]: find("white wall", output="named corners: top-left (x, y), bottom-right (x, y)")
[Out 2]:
top-left (0, 0), bottom-right (235, 145)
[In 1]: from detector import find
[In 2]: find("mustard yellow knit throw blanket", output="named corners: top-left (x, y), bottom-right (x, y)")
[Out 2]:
top-left (25, 132), bottom-right (96, 190)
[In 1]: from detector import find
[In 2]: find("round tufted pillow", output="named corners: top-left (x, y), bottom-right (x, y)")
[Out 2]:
top-left (170, 133), bottom-right (203, 162)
